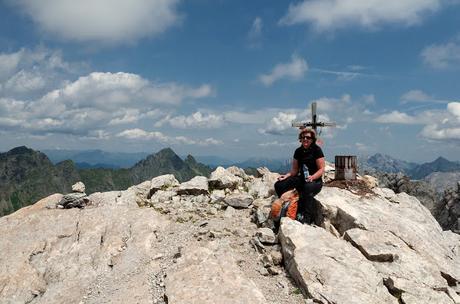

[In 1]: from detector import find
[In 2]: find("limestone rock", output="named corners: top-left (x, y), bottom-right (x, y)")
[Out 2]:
top-left (148, 174), bottom-right (179, 197)
top-left (127, 180), bottom-right (152, 206)
top-left (436, 182), bottom-right (460, 232)
top-left (224, 193), bottom-right (253, 209)
top-left (71, 181), bottom-right (86, 193)
top-left (224, 206), bottom-right (236, 218)
top-left (323, 162), bottom-right (335, 183)
top-left (226, 166), bottom-right (250, 180)
top-left (248, 179), bottom-right (272, 199)
top-left (57, 192), bottom-right (89, 209)
top-left (280, 218), bottom-right (398, 304)
top-left (256, 228), bottom-right (276, 244)
top-left (209, 166), bottom-right (243, 190)
top-left (177, 176), bottom-right (209, 195)
top-left (0, 190), bottom-right (168, 304)
top-left (314, 186), bottom-right (460, 303)
top-left (247, 169), bottom-right (278, 199)
top-left (360, 174), bottom-right (378, 189)
top-left (165, 243), bottom-right (267, 304)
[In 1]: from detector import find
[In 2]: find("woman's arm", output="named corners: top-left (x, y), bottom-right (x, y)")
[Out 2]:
top-left (278, 158), bottom-right (299, 181)
top-left (307, 157), bottom-right (325, 182)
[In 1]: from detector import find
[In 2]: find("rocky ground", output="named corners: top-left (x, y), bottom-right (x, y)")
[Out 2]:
top-left (1, 166), bottom-right (459, 304)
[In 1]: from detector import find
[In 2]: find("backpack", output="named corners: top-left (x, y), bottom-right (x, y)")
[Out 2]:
top-left (270, 189), bottom-right (299, 221)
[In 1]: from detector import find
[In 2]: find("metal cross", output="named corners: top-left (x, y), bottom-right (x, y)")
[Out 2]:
top-left (291, 102), bottom-right (336, 133)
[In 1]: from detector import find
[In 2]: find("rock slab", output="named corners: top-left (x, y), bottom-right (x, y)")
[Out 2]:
top-left (165, 242), bottom-right (267, 304)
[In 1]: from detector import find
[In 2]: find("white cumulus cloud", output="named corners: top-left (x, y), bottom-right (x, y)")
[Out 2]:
top-left (447, 102), bottom-right (460, 119)
top-left (259, 54), bottom-right (308, 86)
top-left (401, 89), bottom-right (432, 103)
top-left (116, 128), bottom-right (222, 146)
top-left (8, 0), bottom-right (181, 44)
top-left (0, 48), bottom-right (83, 98)
top-left (420, 124), bottom-right (460, 140)
top-left (160, 111), bottom-right (224, 129)
top-left (375, 111), bottom-right (419, 124)
top-left (259, 112), bottom-right (298, 135)
top-left (421, 41), bottom-right (460, 69)
top-left (280, 0), bottom-right (443, 31)
top-left (35, 72), bottom-right (212, 116)
top-left (116, 128), bottom-right (169, 141)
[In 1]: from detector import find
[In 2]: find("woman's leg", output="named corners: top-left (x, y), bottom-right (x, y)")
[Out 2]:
top-left (274, 176), bottom-right (301, 197)
top-left (297, 181), bottom-right (322, 223)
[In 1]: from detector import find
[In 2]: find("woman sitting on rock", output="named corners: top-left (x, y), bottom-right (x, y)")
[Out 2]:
top-left (274, 128), bottom-right (325, 224)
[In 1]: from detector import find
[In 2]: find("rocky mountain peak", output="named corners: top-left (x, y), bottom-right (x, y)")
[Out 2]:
top-left (1, 167), bottom-right (459, 304)
top-left (5, 145), bottom-right (35, 155)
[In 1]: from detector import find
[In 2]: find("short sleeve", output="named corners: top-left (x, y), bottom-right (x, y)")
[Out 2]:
top-left (293, 148), bottom-right (301, 160)
top-left (314, 146), bottom-right (324, 159)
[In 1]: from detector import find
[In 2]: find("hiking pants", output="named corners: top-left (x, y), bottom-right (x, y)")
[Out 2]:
top-left (274, 176), bottom-right (322, 220)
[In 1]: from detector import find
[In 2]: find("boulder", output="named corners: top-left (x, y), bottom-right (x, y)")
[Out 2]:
top-left (323, 162), bottom-right (335, 183)
top-left (57, 192), bottom-right (89, 209)
top-left (360, 174), bottom-right (378, 189)
top-left (177, 176), bottom-right (209, 195)
top-left (247, 179), bottom-right (272, 199)
top-left (280, 218), bottom-right (398, 304)
top-left (165, 242), bottom-right (267, 304)
top-left (256, 228), bottom-right (276, 244)
top-left (71, 182), bottom-right (86, 193)
top-left (127, 180), bottom-right (152, 207)
top-left (208, 167), bottom-right (243, 190)
top-left (0, 190), bottom-right (168, 304)
top-left (148, 174), bottom-right (179, 197)
top-left (310, 186), bottom-right (460, 303)
top-left (226, 166), bottom-right (250, 180)
top-left (224, 193), bottom-right (254, 209)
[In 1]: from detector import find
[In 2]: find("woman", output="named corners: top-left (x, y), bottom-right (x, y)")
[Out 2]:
top-left (274, 128), bottom-right (325, 224)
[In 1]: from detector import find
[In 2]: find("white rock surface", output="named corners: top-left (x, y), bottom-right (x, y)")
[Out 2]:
top-left (224, 193), bottom-right (254, 209)
top-left (149, 174), bottom-right (179, 196)
top-left (278, 186), bottom-right (460, 304)
top-left (177, 176), bottom-right (209, 195)
top-left (0, 189), bottom-right (168, 304)
top-left (71, 181), bottom-right (86, 193)
top-left (209, 166), bottom-right (243, 190)
top-left (165, 242), bottom-right (267, 304)
top-left (2, 167), bottom-right (460, 304)
top-left (280, 218), bottom-right (398, 304)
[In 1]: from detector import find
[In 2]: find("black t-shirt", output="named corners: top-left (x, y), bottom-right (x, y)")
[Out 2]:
top-left (293, 144), bottom-right (324, 182)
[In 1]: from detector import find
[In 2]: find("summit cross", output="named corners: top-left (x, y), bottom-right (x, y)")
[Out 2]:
top-left (291, 102), bottom-right (336, 133)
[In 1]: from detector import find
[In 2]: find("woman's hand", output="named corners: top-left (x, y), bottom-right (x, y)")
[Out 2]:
top-left (277, 174), bottom-right (288, 181)
top-left (306, 175), bottom-right (315, 182)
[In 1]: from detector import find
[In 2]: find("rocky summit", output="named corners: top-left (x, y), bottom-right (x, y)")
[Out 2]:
top-left (1, 166), bottom-right (460, 304)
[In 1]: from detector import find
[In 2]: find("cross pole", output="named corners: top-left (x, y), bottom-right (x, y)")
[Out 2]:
top-left (291, 102), bottom-right (336, 133)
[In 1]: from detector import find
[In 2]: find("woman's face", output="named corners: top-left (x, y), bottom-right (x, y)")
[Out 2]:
top-left (300, 132), bottom-right (314, 148)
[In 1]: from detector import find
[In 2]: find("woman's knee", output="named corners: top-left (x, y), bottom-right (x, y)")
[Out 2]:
top-left (302, 182), bottom-right (322, 196)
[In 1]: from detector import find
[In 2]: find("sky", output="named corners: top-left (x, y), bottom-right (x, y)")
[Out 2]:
top-left (0, 0), bottom-right (459, 163)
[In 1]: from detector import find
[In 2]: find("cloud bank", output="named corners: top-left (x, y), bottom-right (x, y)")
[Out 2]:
top-left (280, 0), bottom-right (444, 31)
top-left (8, 0), bottom-right (181, 44)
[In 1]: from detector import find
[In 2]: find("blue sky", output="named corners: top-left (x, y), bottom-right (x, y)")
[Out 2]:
top-left (0, 0), bottom-right (459, 162)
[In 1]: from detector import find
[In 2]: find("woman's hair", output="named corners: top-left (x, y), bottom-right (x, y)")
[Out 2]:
top-left (298, 128), bottom-right (317, 143)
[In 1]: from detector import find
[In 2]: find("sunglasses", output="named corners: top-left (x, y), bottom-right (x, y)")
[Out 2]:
top-left (301, 136), bottom-right (313, 140)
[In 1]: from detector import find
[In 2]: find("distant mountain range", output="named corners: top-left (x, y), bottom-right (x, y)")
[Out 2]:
top-left (359, 153), bottom-right (460, 179)
top-left (44, 149), bottom-right (150, 169)
top-left (42, 149), bottom-right (460, 179)
top-left (43, 149), bottom-right (291, 173)
top-left (0, 146), bottom-right (211, 217)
